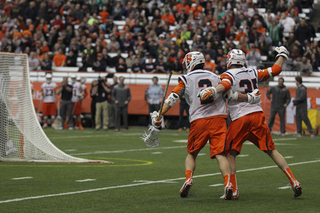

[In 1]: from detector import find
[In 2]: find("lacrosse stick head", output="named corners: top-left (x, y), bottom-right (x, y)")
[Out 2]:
top-left (53, 116), bottom-right (62, 130)
top-left (141, 126), bottom-right (160, 147)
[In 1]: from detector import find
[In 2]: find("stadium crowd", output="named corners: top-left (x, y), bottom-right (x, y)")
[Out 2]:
top-left (0, 0), bottom-right (319, 76)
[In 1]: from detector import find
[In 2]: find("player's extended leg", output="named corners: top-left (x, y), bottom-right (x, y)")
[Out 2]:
top-left (180, 150), bottom-right (199, 197)
top-left (266, 149), bottom-right (302, 198)
top-left (216, 154), bottom-right (233, 200)
top-left (43, 116), bottom-right (48, 128)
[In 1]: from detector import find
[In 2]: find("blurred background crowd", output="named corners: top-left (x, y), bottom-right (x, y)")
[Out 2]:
top-left (0, 0), bottom-right (319, 76)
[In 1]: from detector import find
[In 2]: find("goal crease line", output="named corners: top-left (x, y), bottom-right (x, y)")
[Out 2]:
top-left (0, 159), bottom-right (319, 204)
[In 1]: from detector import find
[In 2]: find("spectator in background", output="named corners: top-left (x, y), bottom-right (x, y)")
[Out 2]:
top-left (107, 34), bottom-right (120, 53)
top-left (131, 57), bottom-right (142, 73)
top-left (279, 12), bottom-right (296, 34)
top-left (295, 18), bottom-right (312, 46)
top-left (266, 77), bottom-right (291, 136)
top-left (294, 56), bottom-right (313, 76)
top-left (145, 76), bottom-right (164, 125)
top-left (108, 76), bottom-right (118, 129)
top-left (121, 34), bottom-right (134, 53)
top-left (125, 50), bottom-right (135, 69)
top-left (52, 47), bottom-right (66, 67)
top-left (95, 76), bottom-right (111, 131)
top-left (155, 54), bottom-right (168, 73)
top-left (203, 54), bottom-right (216, 72)
top-left (248, 26), bottom-right (261, 44)
top-left (90, 80), bottom-right (98, 128)
top-left (257, 35), bottom-right (270, 56)
top-left (269, 19), bottom-right (281, 46)
top-left (40, 52), bottom-right (52, 71)
top-left (112, 76), bottom-right (131, 132)
top-left (93, 53), bottom-right (107, 72)
top-left (246, 44), bottom-right (261, 68)
top-left (101, 48), bottom-right (113, 68)
top-left (292, 76), bottom-right (314, 137)
top-left (28, 51), bottom-right (39, 71)
top-left (310, 53), bottom-right (319, 71)
top-left (142, 54), bottom-right (156, 73)
top-left (66, 50), bottom-right (77, 67)
top-left (56, 77), bottom-right (73, 130)
top-left (161, 9), bottom-right (176, 26)
top-left (177, 87), bottom-right (190, 132)
top-left (111, 49), bottom-right (124, 67)
top-left (115, 56), bottom-right (127, 73)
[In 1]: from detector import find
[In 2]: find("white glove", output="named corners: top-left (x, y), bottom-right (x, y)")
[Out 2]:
top-left (150, 111), bottom-right (163, 128)
top-left (197, 87), bottom-right (217, 101)
top-left (223, 89), bottom-right (238, 102)
top-left (275, 46), bottom-right (289, 60)
top-left (247, 89), bottom-right (261, 104)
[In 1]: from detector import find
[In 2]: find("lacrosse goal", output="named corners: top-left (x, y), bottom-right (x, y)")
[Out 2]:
top-left (0, 52), bottom-right (112, 163)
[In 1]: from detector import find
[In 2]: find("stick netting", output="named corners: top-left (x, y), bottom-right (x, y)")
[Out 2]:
top-left (0, 52), bottom-right (111, 163)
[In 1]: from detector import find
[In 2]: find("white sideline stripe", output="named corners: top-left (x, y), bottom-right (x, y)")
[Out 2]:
top-left (278, 186), bottom-right (291, 189)
top-left (75, 179), bottom-right (96, 182)
top-left (75, 146), bottom-right (185, 155)
top-left (172, 140), bottom-right (188, 143)
top-left (1, 159), bottom-right (319, 204)
top-left (198, 153), bottom-right (206, 156)
top-left (11, 177), bottom-right (33, 180)
top-left (151, 152), bottom-right (162, 154)
top-left (209, 183), bottom-right (224, 187)
top-left (284, 156), bottom-right (294, 159)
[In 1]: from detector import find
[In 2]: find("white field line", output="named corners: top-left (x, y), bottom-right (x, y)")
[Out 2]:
top-left (209, 183), bottom-right (224, 187)
top-left (50, 133), bottom-right (180, 140)
top-left (11, 177), bottom-right (33, 180)
top-left (75, 146), bottom-right (185, 155)
top-left (278, 186), bottom-right (291, 189)
top-left (75, 179), bottom-right (96, 182)
top-left (1, 159), bottom-right (319, 204)
top-left (74, 138), bottom-right (297, 156)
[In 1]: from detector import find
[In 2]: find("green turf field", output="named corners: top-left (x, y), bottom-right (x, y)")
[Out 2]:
top-left (0, 127), bottom-right (319, 213)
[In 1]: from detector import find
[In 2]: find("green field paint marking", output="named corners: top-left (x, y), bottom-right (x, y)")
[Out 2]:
top-left (0, 159), bottom-right (319, 204)
top-left (11, 177), bottom-right (33, 180)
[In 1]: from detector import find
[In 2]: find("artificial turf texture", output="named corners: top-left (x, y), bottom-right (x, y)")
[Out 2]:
top-left (0, 127), bottom-right (319, 212)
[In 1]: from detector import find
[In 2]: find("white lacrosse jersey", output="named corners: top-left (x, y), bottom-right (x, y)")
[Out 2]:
top-left (41, 82), bottom-right (57, 103)
top-left (72, 81), bottom-right (83, 102)
top-left (179, 69), bottom-right (227, 123)
top-left (222, 67), bottom-right (262, 121)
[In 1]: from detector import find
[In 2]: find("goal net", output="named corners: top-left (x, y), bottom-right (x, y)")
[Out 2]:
top-left (0, 52), bottom-right (112, 163)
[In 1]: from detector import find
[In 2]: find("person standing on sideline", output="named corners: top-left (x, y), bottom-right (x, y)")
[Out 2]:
top-left (112, 76), bottom-right (131, 132)
top-left (145, 76), bottom-right (163, 125)
top-left (40, 73), bottom-right (58, 128)
top-left (266, 77), bottom-right (291, 136)
top-left (90, 80), bottom-right (98, 128)
top-left (177, 87), bottom-right (190, 132)
top-left (198, 47), bottom-right (302, 199)
top-left (108, 75), bottom-right (118, 129)
top-left (292, 76), bottom-right (314, 137)
top-left (95, 76), bottom-right (111, 131)
top-left (56, 77), bottom-right (73, 130)
top-left (71, 75), bottom-right (85, 130)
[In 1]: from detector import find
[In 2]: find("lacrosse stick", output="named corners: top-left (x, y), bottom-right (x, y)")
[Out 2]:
top-left (36, 98), bottom-right (42, 123)
top-left (53, 99), bottom-right (62, 130)
top-left (141, 72), bottom-right (172, 147)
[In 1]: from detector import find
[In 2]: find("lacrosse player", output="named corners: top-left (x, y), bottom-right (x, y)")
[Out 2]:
top-left (150, 51), bottom-right (260, 199)
top-left (40, 73), bottom-right (58, 128)
top-left (198, 47), bottom-right (302, 198)
top-left (72, 75), bottom-right (84, 130)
